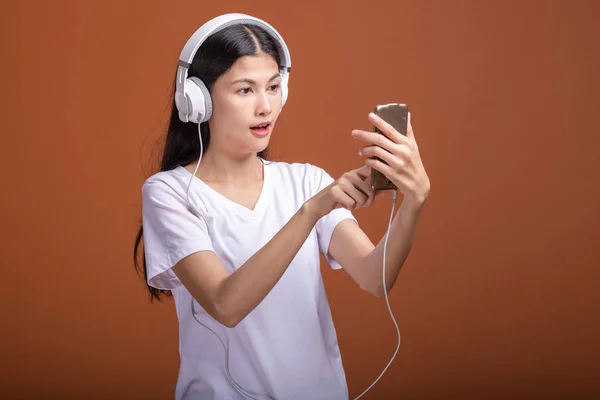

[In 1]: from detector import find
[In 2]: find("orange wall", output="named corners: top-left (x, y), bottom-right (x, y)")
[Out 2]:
top-left (1, 0), bottom-right (599, 398)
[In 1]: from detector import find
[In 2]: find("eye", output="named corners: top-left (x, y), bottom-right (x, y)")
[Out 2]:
top-left (269, 84), bottom-right (280, 92)
top-left (238, 87), bottom-right (252, 95)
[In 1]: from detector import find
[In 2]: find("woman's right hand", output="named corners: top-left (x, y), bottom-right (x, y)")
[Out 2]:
top-left (304, 165), bottom-right (380, 220)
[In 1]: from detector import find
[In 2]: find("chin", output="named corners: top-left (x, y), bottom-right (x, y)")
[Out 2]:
top-left (253, 140), bottom-right (270, 155)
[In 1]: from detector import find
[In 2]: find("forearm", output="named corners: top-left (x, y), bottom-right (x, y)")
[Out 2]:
top-left (363, 196), bottom-right (426, 297)
top-left (217, 204), bottom-right (320, 326)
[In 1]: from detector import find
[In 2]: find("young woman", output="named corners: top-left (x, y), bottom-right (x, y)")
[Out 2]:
top-left (133, 14), bottom-right (430, 400)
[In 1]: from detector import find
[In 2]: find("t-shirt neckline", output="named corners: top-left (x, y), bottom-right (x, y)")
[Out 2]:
top-left (175, 159), bottom-right (271, 219)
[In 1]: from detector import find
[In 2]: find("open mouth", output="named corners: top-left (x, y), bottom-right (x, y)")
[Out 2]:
top-left (250, 122), bottom-right (271, 136)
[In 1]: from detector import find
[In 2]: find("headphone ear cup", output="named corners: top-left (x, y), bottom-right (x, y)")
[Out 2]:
top-left (185, 77), bottom-right (213, 124)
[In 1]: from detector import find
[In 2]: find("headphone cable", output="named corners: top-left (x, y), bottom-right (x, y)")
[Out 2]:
top-left (353, 189), bottom-right (400, 399)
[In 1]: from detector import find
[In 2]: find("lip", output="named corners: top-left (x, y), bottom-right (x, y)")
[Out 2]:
top-left (250, 121), bottom-right (272, 128)
top-left (249, 121), bottom-right (272, 137)
top-left (249, 124), bottom-right (271, 137)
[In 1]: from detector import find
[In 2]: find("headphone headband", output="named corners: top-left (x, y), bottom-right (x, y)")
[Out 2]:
top-left (178, 14), bottom-right (291, 68)
top-left (175, 13), bottom-right (292, 123)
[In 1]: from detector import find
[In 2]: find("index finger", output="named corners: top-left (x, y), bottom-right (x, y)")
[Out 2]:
top-left (369, 112), bottom-right (411, 145)
top-left (353, 164), bottom-right (371, 180)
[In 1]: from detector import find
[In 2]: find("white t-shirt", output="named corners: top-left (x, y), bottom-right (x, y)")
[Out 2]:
top-left (141, 159), bottom-right (357, 400)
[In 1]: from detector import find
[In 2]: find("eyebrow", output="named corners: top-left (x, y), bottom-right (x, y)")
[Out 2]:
top-left (231, 73), bottom-right (281, 85)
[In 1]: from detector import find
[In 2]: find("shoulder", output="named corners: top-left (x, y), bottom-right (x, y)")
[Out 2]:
top-left (141, 167), bottom-right (188, 205)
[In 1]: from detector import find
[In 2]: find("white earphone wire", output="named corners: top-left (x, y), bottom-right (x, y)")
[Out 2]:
top-left (353, 189), bottom-right (401, 400)
top-left (186, 123), bottom-right (272, 400)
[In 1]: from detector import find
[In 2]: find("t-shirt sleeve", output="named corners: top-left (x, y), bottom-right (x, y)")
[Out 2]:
top-left (311, 166), bottom-right (358, 270)
top-left (141, 178), bottom-right (215, 290)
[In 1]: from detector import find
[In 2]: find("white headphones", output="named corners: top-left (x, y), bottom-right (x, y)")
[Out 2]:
top-left (174, 13), bottom-right (292, 124)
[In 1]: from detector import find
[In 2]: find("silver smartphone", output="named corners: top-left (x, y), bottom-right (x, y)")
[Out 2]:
top-left (370, 103), bottom-right (409, 191)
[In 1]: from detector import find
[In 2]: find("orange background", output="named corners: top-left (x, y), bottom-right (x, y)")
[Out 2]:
top-left (1, 0), bottom-right (599, 398)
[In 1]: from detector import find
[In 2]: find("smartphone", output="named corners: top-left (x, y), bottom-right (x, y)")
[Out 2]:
top-left (370, 103), bottom-right (409, 191)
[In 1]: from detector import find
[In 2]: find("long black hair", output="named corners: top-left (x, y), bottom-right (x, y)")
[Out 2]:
top-left (133, 23), bottom-right (283, 302)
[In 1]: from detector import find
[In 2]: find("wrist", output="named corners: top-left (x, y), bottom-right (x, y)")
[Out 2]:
top-left (402, 193), bottom-right (428, 214)
top-left (299, 199), bottom-right (322, 225)
top-left (405, 184), bottom-right (430, 206)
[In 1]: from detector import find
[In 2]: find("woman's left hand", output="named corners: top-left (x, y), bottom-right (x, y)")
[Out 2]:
top-left (352, 112), bottom-right (431, 204)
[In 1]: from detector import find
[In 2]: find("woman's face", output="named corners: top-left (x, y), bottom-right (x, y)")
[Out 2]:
top-left (208, 52), bottom-right (283, 157)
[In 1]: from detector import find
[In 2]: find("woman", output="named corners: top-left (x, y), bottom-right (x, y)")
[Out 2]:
top-left (133, 15), bottom-right (430, 400)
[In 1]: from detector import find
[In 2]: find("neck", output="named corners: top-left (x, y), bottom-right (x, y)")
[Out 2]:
top-left (189, 147), bottom-right (263, 186)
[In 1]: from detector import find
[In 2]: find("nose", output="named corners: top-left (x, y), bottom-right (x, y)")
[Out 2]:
top-left (255, 91), bottom-right (272, 117)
